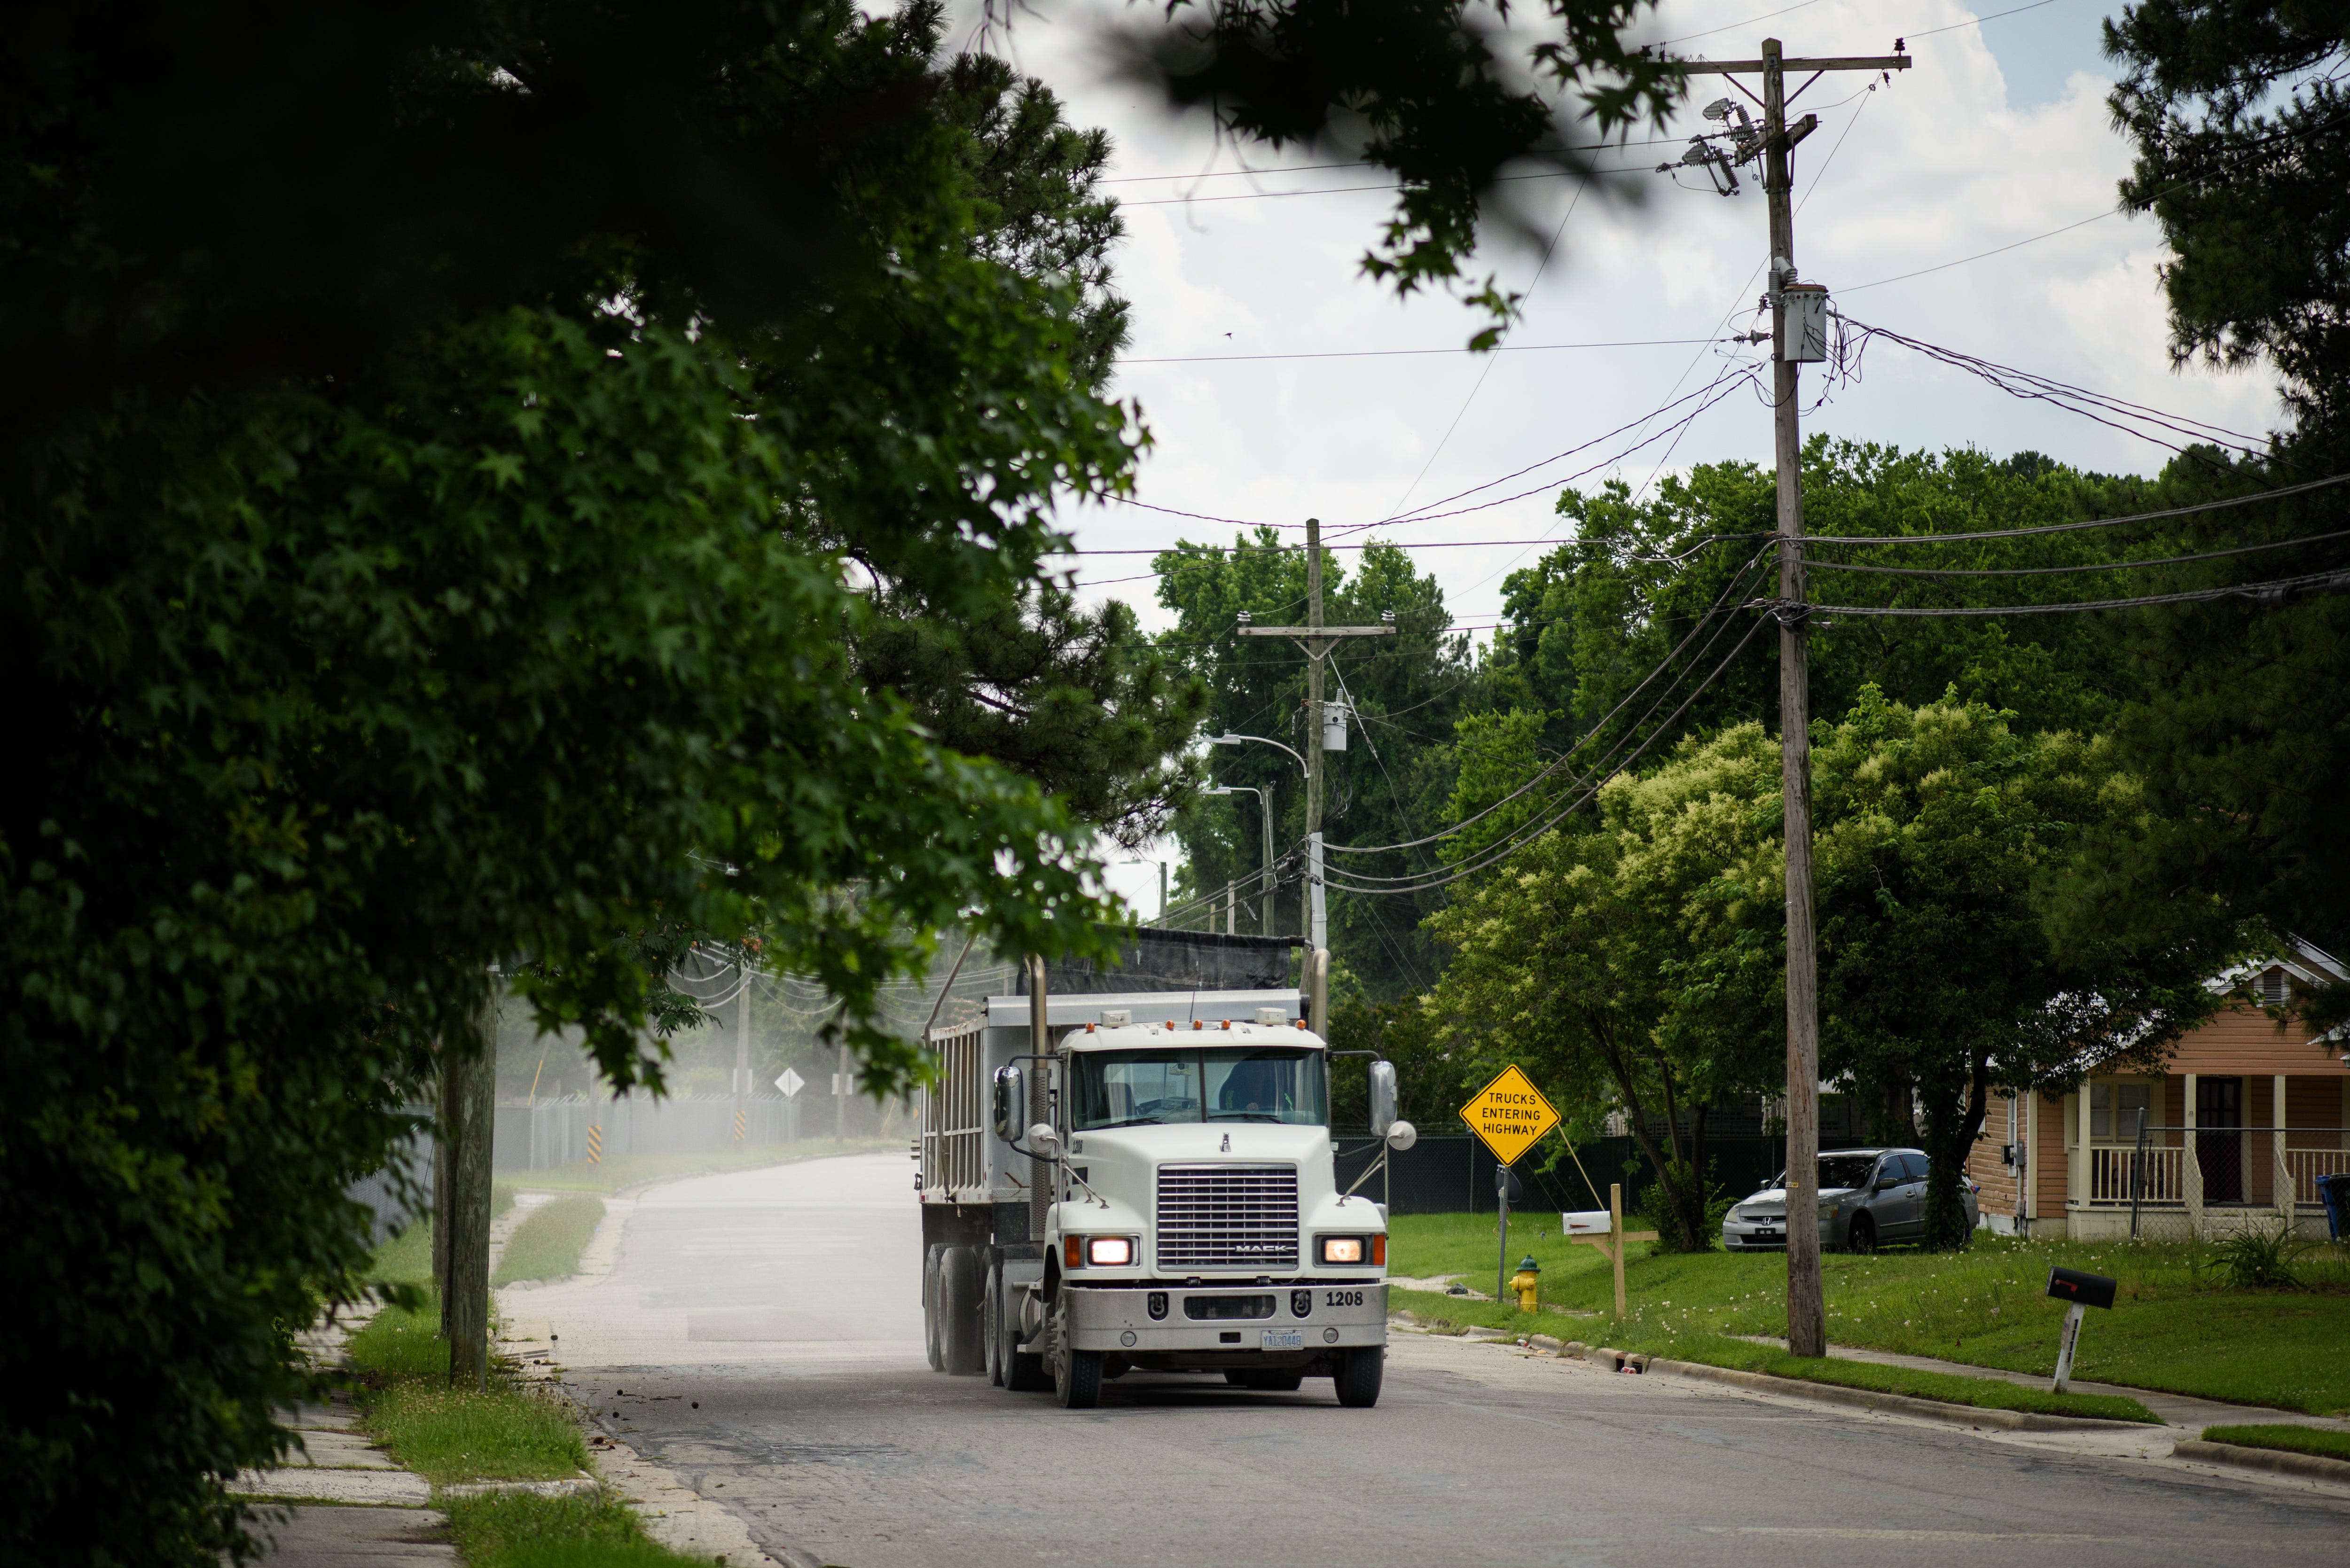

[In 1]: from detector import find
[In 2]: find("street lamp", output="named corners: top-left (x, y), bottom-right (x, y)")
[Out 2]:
top-left (1205, 732), bottom-right (1306, 777)
top-left (1206, 732), bottom-right (1321, 950)
top-left (1204, 785), bottom-right (1276, 938)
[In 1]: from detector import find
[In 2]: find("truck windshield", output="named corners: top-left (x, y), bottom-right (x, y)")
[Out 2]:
top-left (1069, 1048), bottom-right (1327, 1130)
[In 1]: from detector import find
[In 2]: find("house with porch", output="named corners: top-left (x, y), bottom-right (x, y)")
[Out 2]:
top-left (1968, 939), bottom-right (2350, 1240)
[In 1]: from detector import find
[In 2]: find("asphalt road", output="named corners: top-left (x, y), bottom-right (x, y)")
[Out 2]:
top-left (517, 1152), bottom-right (2350, 1568)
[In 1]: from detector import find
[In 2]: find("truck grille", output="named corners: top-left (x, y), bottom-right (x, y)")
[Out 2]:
top-left (1156, 1164), bottom-right (1298, 1271)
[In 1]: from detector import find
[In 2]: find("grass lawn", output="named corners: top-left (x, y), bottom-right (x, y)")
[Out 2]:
top-left (1387, 1213), bottom-right (2350, 1414)
top-left (1634, 1332), bottom-right (2159, 1422)
top-left (494, 1195), bottom-right (606, 1287)
top-left (444, 1491), bottom-right (695, 1568)
top-left (344, 1236), bottom-right (705, 1566)
top-left (521, 1137), bottom-right (901, 1194)
top-left (2202, 1424), bottom-right (2350, 1462)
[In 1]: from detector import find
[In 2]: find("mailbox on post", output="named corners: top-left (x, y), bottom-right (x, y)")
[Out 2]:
top-left (2045, 1265), bottom-right (2118, 1394)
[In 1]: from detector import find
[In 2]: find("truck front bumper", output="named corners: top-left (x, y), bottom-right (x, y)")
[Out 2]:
top-left (1063, 1283), bottom-right (1387, 1354)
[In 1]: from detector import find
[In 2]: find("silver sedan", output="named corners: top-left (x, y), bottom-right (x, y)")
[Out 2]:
top-left (1721, 1148), bottom-right (1978, 1252)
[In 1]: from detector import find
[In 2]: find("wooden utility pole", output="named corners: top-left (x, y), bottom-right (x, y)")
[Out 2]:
top-left (1238, 518), bottom-right (1394, 956)
top-left (442, 976), bottom-right (499, 1389)
top-left (1680, 38), bottom-right (1908, 1359)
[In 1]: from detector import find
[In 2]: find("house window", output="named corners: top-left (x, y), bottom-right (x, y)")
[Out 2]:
top-left (2090, 1081), bottom-right (2150, 1140)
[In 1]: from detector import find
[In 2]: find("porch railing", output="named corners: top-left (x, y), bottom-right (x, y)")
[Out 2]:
top-left (2081, 1124), bottom-right (2350, 1237)
top-left (2088, 1143), bottom-right (2183, 1203)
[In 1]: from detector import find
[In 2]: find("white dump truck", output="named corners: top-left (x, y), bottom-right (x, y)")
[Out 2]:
top-left (916, 933), bottom-right (1416, 1409)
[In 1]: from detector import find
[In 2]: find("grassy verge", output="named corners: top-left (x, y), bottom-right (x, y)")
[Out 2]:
top-left (521, 1137), bottom-right (901, 1194)
top-left (444, 1491), bottom-right (695, 1568)
top-left (1631, 1332), bottom-right (2161, 1423)
top-left (345, 1237), bottom-right (702, 1566)
top-left (2202, 1424), bottom-right (2350, 1462)
top-left (1391, 1287), bottom-right (1595, 1334)
top-left (1387, 1215), bottom-right (2350, 1414)
top-left (494, 1195), bottom-right (606, 1287)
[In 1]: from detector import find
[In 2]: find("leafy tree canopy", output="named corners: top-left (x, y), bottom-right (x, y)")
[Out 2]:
top-left (1814, 690), bottom-right (2229, 1247)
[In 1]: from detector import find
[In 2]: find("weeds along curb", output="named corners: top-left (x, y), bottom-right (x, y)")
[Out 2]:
top-left (1639, 1357), bottom-right (2155, 1432)
top-left (2172, 1440), bottom-right (2350, 1485)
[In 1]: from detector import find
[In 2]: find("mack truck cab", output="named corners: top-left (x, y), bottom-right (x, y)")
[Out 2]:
top-left (916, 936), bottom-right (1415, 1410)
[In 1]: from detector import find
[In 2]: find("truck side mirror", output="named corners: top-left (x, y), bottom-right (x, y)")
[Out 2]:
top-left (1027, 1122), bottom-right (1061, 1156)
top-left (991, 1065), bottom-right (1023, 1141)
top-left (1385, 1119), bottom-right (1418, 1152)
top-left (1368, 1061), bottom-right (1398, 1137)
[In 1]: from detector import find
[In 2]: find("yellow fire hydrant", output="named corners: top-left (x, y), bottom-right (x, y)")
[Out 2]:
top-left (1511, 1255), bottom-right (1542, 1312)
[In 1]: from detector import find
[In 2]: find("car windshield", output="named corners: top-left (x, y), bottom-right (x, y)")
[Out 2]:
top-left (1765, 1155), bottom-right (1884, 1193)
top-left (1069, 1047), bottom-right (1327, 1130)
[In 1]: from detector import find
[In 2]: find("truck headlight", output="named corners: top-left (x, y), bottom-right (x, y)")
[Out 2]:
top-left (1320, 1236), bottom-right (1365, 1264)
top-left (1086, 1236), bottom-right (1134, 1267)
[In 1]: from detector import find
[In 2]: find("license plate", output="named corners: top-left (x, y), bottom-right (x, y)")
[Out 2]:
top-left (1752, 1229), bottom-right (1780, 1239)
top-left (1261, 1329), bottom-right (1304, 1350)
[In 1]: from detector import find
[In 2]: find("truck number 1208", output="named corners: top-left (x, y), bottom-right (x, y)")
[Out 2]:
top-left (1323, 1290), bottom-right (1365, 1307)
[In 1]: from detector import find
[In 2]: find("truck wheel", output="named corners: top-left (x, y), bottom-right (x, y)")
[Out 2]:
top-left (992, 1271), bottom-right (1050, 1392)
top-left (982, 1264), bottom-right (1005, 1387)
top-left (922, 1243), bottom-right (947, 1372)
top-left (939, 1245), bottom-right (984, 1375)
top-left (1228, 1369), bottom-right (1304, 1392)
top-left (1334, 1347), bottom-right (1383, 1408)
top-left (1055, 1344), bottom-right (1103, 1409)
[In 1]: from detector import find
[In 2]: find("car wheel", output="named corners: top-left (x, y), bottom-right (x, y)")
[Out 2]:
top-left (1848, 1213), bottom-right (1877, 1255)
top-left (1334, 1347), bottom-right (1383, 1408)
top-left (939, 1245), bottom-right (983, 1375)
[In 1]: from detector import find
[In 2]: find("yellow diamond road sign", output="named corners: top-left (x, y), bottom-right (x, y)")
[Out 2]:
top-left (1459, 1065), bottom-right (1560, 1167)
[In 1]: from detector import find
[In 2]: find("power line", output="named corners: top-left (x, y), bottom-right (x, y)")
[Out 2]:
top-left (1807, 525), bottom-right (2350, 578)
top-left (1324, 608), bottom-right (1773, 896)
top-left (1831, 316), bottom-right (2268, 452)
top-left (1114, 337), bottom-right (1717, 366)
top-left (1795, 564), bottom-right (2350, 618)
top-left (1117, 166), bottom-right (1653, 207)
top-left (1903, 0), bottom-right (2066, 40)
top-left (1802, 471), bottom-right (2350, 546)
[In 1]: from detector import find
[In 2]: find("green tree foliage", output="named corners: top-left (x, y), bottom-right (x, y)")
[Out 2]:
top-left (1813, 691), bottom-right (2227, 1248)
top-left (1428, 691), bottom-right (2228, 1253)
top-left (1150, 536), bottom-right (1473, 994)
top-left (1428, 725), bottom-right (1788, 1250)
top-left (4, 5), bottom-right (1166, 1560)
top-left (2107, 0), bottom-right (2350, 425)
top-left (1444, 444), bottom-right (2155, 866)
top-left (2076, 6), bottom-right (2350, 1016)
top-left (941, 53), bottom-right (1133, 386)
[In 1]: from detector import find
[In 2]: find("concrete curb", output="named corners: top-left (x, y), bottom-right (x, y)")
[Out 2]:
top-left (2172, 1439), bottom-right (2350, 1484)
top-left (1642, 1357), bottom-right (2157, 1433)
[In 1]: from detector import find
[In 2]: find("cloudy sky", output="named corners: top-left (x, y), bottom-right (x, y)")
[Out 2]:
top-left (956, 0), bottom-right (2287, 911)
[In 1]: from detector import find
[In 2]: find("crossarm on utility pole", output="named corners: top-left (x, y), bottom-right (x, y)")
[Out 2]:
top-left (1676, 54), bottom-right (1911, 74)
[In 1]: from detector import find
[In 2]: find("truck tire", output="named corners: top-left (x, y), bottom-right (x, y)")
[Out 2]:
top-left (1334, 1347), bottom-right (1383, 1408)
top-left (1007, 1298), bottom-right (1050, 1393)
top-left (922, 1243), bottom-right (948, 1372)
top-left (939, 1245), bottom-right (984, 1375)
top-left (982, 1263), bottom-right (1006, 1387)
top-left (1054, 1343), bottom-right (1102, 1409)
